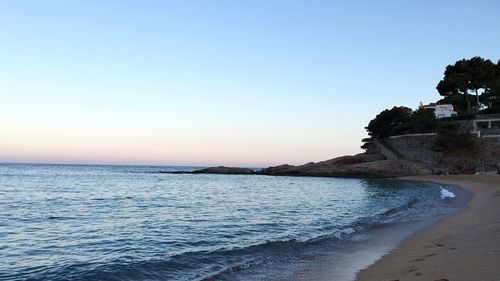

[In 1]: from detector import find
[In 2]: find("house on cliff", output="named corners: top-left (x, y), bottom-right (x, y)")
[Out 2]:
top-left (372, 112), bottom-right (500, 173)
top-left (419, 102), bottom-right (457, 119)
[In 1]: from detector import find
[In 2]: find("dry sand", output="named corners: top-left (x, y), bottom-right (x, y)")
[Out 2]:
top-left (357, 175), bottom-right (500, 281)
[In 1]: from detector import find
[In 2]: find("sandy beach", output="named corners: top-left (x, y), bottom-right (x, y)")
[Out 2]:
top-left (357, 175), bottom-right (500, 281)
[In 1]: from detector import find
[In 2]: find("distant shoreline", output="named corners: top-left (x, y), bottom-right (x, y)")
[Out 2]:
top-left (357, 175), bottom-right (500, 281)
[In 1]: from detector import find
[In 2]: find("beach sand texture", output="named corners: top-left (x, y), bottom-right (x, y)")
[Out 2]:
top-left (357, 175), bottom-right (500, 281)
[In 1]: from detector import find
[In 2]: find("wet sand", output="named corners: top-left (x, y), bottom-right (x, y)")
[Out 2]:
top-left (286, 218), bottom-right (444, 281)
top-left (357, 175), bottom-right (500, 281)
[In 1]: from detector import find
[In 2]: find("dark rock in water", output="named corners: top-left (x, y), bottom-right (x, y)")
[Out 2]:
top-left (160, 166), bottom-right (255, 175)
top-left (194, 166), bottom-right (255, 174)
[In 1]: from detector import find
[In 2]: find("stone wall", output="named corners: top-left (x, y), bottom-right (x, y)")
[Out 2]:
top-left (383, 134), bottom-right (500, 172)
top-left (373, 139), bottom-right (399, 160)
top-left (476, 137), bottom-right (500, 168)
top-left (385, 134), bottom-right (441, 164)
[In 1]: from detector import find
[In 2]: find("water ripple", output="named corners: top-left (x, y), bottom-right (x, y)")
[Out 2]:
top-left (0, 164), bottom-right (458, 280)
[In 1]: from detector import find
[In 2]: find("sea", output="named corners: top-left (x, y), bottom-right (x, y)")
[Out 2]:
top-left (0, 164), bottom-right (467, 281)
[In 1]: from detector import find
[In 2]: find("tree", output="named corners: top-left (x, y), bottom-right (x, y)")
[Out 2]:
top-left (365, 106), bottom-right (412, 138)
top-left (365, 107), bottom-right (439, 141)
top-left (436, 57), bottom-right (496, 114)
top-left (437, 93), bottom-right (469, 114)
top-left (360, 137), bottom-right (376, 153)
top-left (434, 122), bottom-right (476, 152)
top-left (405, 108), bottom-right (439, 134)
top-left (481, 59), bottom-right (500, 111)
top-left (437, 61), bottom-right (472, 114)
top-left (467, 57), bottom-right (496, 106)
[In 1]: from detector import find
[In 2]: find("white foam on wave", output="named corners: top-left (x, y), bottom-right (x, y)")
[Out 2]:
top-left (440, 187), bottom-right (456, 199)
top-left (333, 227), bottom-right (356, 239)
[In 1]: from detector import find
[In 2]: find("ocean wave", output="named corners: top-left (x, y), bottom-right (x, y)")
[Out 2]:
top-left (440, 187), bottom-right (456, 199)
top-left (1, 164), bottom-right (457, 281)
top-left (6, 196), bottom-right (425, 281)
top-left (25, 227), bottom-right (360, 281)
top-left (201, 199), bottom-right (422, 281)
top-left (8, 196), bottom-right (428, 281)
top-left (381, 198), bottom-right (420, 216)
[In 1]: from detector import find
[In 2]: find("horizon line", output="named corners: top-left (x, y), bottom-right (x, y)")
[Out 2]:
top-left (0, 161), bottom-right (267, 168)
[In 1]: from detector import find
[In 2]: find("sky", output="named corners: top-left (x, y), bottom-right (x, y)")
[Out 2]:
top-left (1, 0), bottom-right (499, 167)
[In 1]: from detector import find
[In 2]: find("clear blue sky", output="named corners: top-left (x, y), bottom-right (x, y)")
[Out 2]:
top-left (1, 0), bottom-right (499, 166)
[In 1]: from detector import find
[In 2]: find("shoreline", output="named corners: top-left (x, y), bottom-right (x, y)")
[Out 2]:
top-left (357, 175), bottom-right (500, 281)
top-left (284, 179), bottom-right (469, 281)
top-left (286, 216), bottom-right (448, 281)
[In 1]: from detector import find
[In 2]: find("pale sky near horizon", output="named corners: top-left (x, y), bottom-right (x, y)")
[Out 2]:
top-left (1, 0), bottom-right (499, 167)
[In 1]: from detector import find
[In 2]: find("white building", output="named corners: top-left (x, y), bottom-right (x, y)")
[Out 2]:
top-left (419, 102), bottom-right (458, 119)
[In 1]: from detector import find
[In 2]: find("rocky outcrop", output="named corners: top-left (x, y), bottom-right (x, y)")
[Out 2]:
top-left (160, 153), bottom-right (442, 178)
top-left (160, 166), bottom-right (255, 175)
top-left (159, 114), bottom-right (500, 178)
top-left (258, 153), bottom-right (384, 175)
top-left (257, 153), bottom-right (438, 178)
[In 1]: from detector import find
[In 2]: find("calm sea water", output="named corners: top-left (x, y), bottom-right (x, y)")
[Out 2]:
top-left (0, 164), bottom-right (460, 281)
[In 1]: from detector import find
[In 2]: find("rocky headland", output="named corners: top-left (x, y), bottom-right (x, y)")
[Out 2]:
top-left (160, 152), bottom-right (444, 178)
top-left (160, 166), bottom-right (256, 175)
top-left (257, 153), bottom-right (435, 178)
top-left (161, 112), bottom-right (500, 178)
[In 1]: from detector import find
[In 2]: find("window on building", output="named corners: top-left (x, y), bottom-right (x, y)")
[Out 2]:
top-left (476, 122), bottom-right (489, 129)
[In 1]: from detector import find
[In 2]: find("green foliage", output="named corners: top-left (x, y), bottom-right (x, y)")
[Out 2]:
top-left (360, 142), bottom-right (373, 152)
top-left (365, 57), bottom-right (500, 143)
top-left (479, 107), bottom-right (500, 114)
top-left (360, 142), bottom-right (371, 150)
top-left (434, 122), bottom-right (476, 152)
top-left (481, 59), bottom-right (500, 109)
top-left (365, 107), bottom-right (438, 138)
top-left (437, 93), bottom-right (475, 114)
top-left (365, 106), bottom-right (412, 138)
top-left (398, 108), bottom-right (439, 134)
top-left (360, 137), bottom-right (375, 152)
top-left (436, 57), bottom-right (498, 114)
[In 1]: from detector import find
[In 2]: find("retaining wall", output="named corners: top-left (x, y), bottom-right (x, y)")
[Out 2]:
top-left (382, 134), bottom-right (500, 170)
